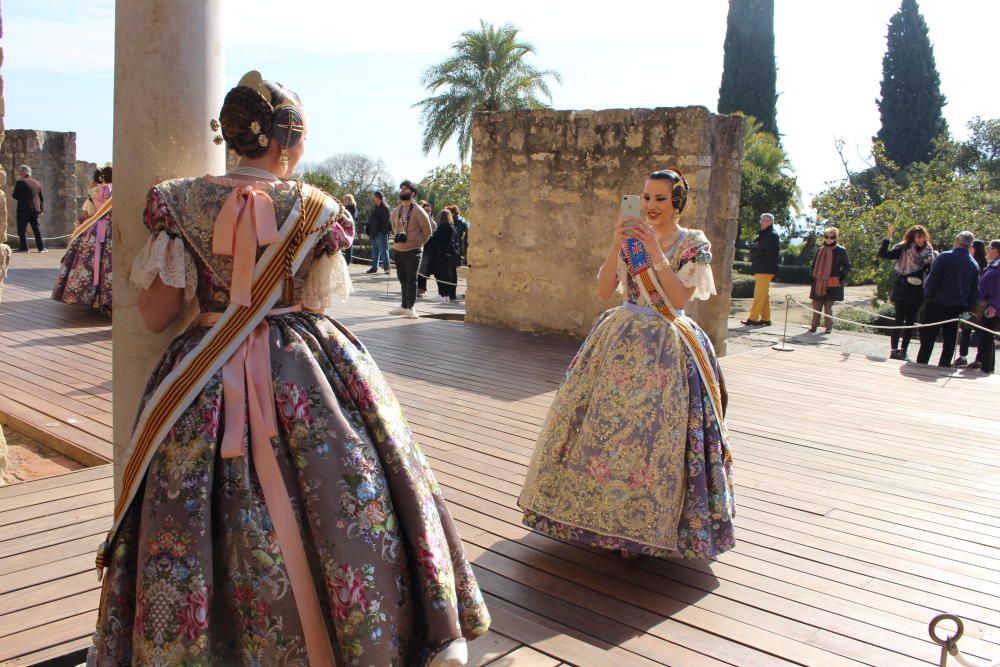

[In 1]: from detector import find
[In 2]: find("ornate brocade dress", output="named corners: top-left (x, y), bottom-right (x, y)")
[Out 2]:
top-left (518, 228), bottom-right (735, 559)
top-left (52, 183), bottom-right (113, 314)
top-left (91, 176), bottom-right (489, 666)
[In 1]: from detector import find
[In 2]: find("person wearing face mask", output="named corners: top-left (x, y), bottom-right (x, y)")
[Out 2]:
top-left (389, 180), bottom-right (432, 318)
top-left (878, 224), bottom-right (936, 360)
top-left (519, 169), bottom-right (734, 562)
top-left (806, 227), bottom-right (851, 334)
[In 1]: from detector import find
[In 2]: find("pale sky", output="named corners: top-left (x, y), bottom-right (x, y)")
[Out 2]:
top-left (5, 1), bottom-right (998, 214)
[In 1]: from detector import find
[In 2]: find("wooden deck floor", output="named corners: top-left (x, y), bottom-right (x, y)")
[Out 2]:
top-left (1, 253), bottom-right (1000, 666)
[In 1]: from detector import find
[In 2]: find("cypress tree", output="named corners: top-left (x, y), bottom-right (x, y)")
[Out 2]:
top-left (717, 0), bottom-right (778, 137)
top-left (876, 0), bottom-right (947, 168)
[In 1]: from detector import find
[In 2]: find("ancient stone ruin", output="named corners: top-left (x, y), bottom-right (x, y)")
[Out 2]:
top-left (466, 106), bottom-right (744, 354)
top-left (1, 129), bottom-right (79, 248)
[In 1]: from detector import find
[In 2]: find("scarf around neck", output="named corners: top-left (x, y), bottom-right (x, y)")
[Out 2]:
top-left (896, 242), bottom-right (933, 276)
top-left (812, 244), bottom-right (835, 297)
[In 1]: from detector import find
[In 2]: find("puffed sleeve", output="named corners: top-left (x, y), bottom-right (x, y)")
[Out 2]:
top-left (129, 186), bottom-right (198, 301)
top-left (675, 231), bottom-right (716, 301)
top-left (302, 202), bottom-right (355, 310)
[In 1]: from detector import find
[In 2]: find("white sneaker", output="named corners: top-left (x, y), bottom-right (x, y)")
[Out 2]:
top-left (389, 307), bottom-right (407, 315)
top-left (405, 308), bottom-right (419, 319)
top-left (438, 295), bottom-right (451, 303)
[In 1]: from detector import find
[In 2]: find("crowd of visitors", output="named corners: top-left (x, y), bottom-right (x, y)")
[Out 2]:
top-left (738, 213), bottom-right (997, 374)
top-left (348, 180), bottom-right (469, 318)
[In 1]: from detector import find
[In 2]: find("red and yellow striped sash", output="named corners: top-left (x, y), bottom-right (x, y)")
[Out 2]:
top-left (69, 197), bottom-right (113, 243)
top-left (97, 184), bottom-right (334, 572)
top-left (624, 241), bottom-right (728, 437)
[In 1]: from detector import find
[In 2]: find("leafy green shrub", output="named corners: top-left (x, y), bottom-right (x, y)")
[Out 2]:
top-left (835, 305), bottom-right (895, 336)
top-left (776, 264), bottom-right (812, 283)
top-left (733, 261), bottom-right (754, 275)
top-left (731, 275), bottom-right (756, 298)
top-left (734, 249), bottom-right (750, 262)
top-left (781, 250), bottom-right (804, 266)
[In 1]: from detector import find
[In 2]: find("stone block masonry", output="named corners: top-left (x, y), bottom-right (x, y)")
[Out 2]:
top-left (466, 106), bottom-right (744, 354)
top-left (1, 130), bottom-right (79, 248)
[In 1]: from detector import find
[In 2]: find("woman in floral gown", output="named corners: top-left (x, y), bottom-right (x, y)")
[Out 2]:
top-left (89, 74), bottom-right (488, 667)
top-left (519, 170), bottom-right (735, 560)
top-left (52, 165), bottom-right (113, 314)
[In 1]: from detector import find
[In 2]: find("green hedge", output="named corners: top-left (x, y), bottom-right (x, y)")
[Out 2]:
top-left (776, 264), bottom-right (812, 284)
top-left (733, 261), bottom-right (754, 275)
top-left (834, 303), bottom-right (896, 336)
top-left (731, 275), bottom-right (756, 298)
top-left (734, 249), bottom-right (750, 262)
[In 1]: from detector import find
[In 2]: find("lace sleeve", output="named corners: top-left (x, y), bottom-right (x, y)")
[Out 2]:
top-left (129, 187), bottom-right (197, 301)
top-left (315, 205), bottom-right (356, 256)
top-left (676, 234), bottom-right (716, 301)
top-left (130, 232), bottom-right (198, 301)
top-left (302, 251), bottom-right (353, 311)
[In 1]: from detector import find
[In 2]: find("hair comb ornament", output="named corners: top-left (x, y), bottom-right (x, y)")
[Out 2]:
top-left (237, 70), bottom-right (272, 105)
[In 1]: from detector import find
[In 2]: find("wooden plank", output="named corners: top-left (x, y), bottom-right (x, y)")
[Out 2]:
top-left (466, 630), bottom-right (523, 666)
top-left (0, 466), bottom-right (111, 500)
top-left (486, 646), bottom-right (562, 667)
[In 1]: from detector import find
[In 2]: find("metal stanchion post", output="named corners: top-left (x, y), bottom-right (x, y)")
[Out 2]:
top-left (772, 294), bottom-right (794, 352)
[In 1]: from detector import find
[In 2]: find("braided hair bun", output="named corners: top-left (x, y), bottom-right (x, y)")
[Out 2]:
top-left (219, 78), bottom-right (304, 159)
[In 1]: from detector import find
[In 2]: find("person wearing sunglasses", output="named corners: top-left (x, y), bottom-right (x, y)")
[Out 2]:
top-left (807, 227), bottom-right (851, 334)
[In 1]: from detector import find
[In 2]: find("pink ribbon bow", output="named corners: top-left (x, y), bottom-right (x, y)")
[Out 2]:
top-left (212, 186), bottom-right (279, 307)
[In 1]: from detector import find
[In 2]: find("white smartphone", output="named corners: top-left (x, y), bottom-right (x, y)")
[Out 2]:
top-left (620, 195), bottom-right (641, 225)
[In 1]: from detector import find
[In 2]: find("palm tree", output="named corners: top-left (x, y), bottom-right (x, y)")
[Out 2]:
top-left (735, 114), bottom-right (801, 243)
top-left (415, 21), bottom-right (561, 162)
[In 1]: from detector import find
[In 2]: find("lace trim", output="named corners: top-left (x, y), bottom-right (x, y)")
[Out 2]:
top-left (130, 231), bottom-right (198, 301)
top-left (302, 252), bottom-right (353, 311)
top-left (676, 260), bottom-right (716, 300)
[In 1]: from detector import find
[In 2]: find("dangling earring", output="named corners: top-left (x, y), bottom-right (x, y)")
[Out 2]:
top-left (278, 148), bottom-right (290, 175)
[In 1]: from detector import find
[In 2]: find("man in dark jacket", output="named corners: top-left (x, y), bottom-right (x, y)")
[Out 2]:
top-left (11, 165), bottom-right (46, 252)
top-left (916, 231), bottom-right (981, 367)
top-left (741, 212), bottom-right (780, 326)
top-left (365, 191), bottom-right (392, 274)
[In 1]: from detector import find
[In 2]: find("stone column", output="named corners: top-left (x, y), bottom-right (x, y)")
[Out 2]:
top-left (0, 1), bottom-right (9, 478)
top-left (112, 0), bottom-right (224, 491)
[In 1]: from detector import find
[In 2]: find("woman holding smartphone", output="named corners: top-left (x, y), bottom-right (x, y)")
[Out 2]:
top-left (518, 169), bottom-right (735, 560)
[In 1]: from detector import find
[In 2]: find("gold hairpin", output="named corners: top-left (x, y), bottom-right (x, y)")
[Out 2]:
top-left (237, 70), bottom-right (272, 105)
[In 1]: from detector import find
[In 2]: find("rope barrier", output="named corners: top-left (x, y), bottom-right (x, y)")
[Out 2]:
top-left (786, 295), bottom-right (1000, 338)
top-left (348, 250), bottom-right (465, 288)
top-left (929, 613), bottom-right (1000, 667)
top-left (5, 232), bottom-right (74, 241)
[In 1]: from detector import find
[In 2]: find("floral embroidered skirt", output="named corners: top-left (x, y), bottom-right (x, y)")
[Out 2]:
top-left (518, 304), bottom-right (735, 559)
top-left (92, 312), bottom-right (490, 666)
top-left (51, 219), bottom-right (113, 315)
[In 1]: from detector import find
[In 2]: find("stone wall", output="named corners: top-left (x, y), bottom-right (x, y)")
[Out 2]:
top-left (1, 130), bottom-right (78, 248)
top-left (466, 106), bottom-right (743, 354)
top-left (75, 159), bottom-right (98, 217)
